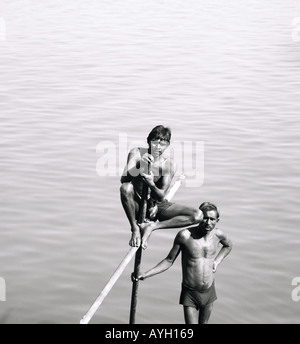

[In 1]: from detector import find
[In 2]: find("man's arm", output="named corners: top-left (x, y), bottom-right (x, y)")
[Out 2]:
top-left (135, 231), bottom-right (182, 280)
top-left (213, 230), bottom-right (233, 273)
top-left (140, 159), bottom-right (176, 201)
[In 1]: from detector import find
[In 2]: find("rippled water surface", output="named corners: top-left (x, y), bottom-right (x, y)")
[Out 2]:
top-left (1, 0), bottom-right (300, 324)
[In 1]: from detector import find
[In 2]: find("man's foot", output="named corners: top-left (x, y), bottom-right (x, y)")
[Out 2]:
top-left (140, 222), bottom-right (156, 249)
top-left (129, 223), bottom-right (141, 247)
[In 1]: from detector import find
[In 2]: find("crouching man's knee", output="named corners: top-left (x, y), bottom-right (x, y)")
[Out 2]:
top-left (192, 209), bottom-right (203, 223)
top-left (120, 182), bottom-right (134, 198)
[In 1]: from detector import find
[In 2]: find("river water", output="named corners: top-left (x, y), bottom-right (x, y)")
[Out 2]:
top-left (0, 0), bottom-right (300, 323)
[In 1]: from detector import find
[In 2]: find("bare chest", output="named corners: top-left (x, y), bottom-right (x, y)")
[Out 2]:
top-left (188, 238), bottom-right (219, 259)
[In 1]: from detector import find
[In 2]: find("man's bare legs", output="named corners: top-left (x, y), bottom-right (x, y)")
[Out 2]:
top-left (183, 306), bottom-right (198, 324)
top-left (183, 303), bottom-right (214, 324)
top-left (121, 185), bottom-right (203, 249)
top-left (140, 204), bottom-right (203, 249)
top-left (120, 182), bottom-right (140, 247)
top-left (198, 303), bottom-right (214, 324)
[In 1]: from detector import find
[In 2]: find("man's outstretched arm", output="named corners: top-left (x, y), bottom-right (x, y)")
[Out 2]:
top-left (133, 232), bottom-right (183, 281)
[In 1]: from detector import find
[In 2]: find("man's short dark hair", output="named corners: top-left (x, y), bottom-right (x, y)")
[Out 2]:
top-left (199, 202), bottom-right (220, 219)
top-left (147, 125), bottom-right (171, 144)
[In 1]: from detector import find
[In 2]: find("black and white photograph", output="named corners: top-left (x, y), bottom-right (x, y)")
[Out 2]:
top-left (0, 0), bottom-right (299, 325)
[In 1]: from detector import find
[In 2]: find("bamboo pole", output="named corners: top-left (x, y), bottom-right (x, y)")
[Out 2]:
top-left (129, 182), bottom-right (149, 324)
top-left (80, 247), bottom-right (138, 324)
top-left (79, 175), bottom-right (185, 324)
top-left (129, 174), bottom-right (185, 323)
top-left (165, 174), bottom-right (185, 202)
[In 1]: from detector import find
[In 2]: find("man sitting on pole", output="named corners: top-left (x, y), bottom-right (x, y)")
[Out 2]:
top-left (120, 125), bottom-right (202, 249)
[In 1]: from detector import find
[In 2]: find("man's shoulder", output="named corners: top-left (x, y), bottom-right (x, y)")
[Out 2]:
top-left (214, 228), bottom-right (227, 240)
top-left (164, 155), bottom-right (175, 165)
top-left (161, 155), bottom-right (176, 173)
top-left (176, 228), bottom-right (191, 241)
top-left (128, 147), bottom-right (145, 157)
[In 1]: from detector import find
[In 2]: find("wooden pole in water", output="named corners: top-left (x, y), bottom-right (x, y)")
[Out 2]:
top-left (80, 246), bottom-right (138, 324)
top-left (129, 181), bottom-right (149, 324)
top-left (129, 174), bottom-right (185, 324)
top-left (79, 175), bottom-right (185, 324)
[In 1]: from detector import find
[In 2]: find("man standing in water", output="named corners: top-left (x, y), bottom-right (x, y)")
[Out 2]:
top-left (133, 202), bottom-right (233, 324)
top-left (120, 125), bottom-right (202, 249)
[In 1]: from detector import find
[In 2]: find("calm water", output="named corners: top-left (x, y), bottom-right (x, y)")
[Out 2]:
top-left (1, 0), bottom-right (300, 324)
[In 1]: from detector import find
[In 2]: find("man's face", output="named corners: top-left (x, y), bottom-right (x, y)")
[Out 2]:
top-left (201, 210), bottom-right (219, 231)
top-left (149, 139), bottom-right (169, 158)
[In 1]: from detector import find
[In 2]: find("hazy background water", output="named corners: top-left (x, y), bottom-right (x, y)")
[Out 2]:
top-left (1, 0), bottom-right (300, 324)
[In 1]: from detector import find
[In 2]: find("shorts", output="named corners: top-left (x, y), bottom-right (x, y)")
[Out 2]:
top-left (134, 189), bottom-right (174, 221)
top-left (155, 199), bottom-right (174, 221)
top-left (179, 281), bottom-right (217, 310)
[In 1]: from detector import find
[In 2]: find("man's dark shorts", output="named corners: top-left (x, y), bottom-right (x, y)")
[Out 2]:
top-left (155, 199), bottom-right (174, 221)
top-left (134, 190), bottom-right (174, 221)
top-left (179, 281), bottom-right (217, 310)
